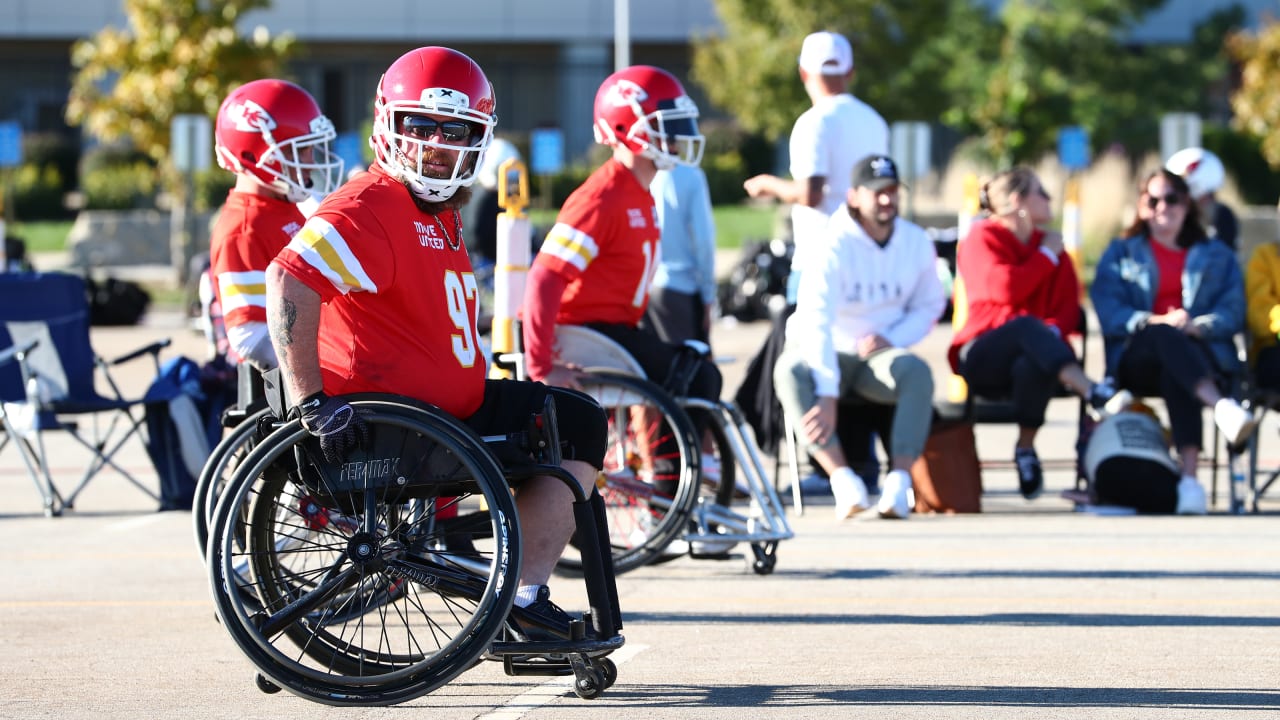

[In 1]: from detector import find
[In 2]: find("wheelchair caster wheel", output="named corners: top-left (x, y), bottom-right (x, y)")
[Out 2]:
top-left (751, 556), bottom-right (776, 575)
top-left (573, 666), bottom-right (605, 700)
top-left (254, 673), bottom-right (281, 694)
top-left (595, 657), bottom-right (618, 689)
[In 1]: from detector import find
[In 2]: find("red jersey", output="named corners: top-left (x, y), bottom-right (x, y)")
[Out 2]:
top-left (209, 191), bottom-right (304, 330)
top-left (949, 218), bottom-right (1082, 371)
top-left (272, 165), bottom-right (486, 419)
top-left (533, 160), bottom-right (660, 325)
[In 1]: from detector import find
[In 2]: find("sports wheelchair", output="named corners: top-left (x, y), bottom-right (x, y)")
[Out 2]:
top-left (203, 372), bottom-right (623, 706)
top-left (504, 325), bottom-right (793, 576)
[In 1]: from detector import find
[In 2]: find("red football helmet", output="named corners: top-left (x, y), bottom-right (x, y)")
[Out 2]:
top-left (215, 79), bottom-right (343, 204)
top-left (371, 46), bottom-right (497, 202)
top-left (593, 65), bottom-right (703, 170)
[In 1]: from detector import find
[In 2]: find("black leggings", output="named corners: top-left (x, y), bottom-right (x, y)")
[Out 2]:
top-left (1115, 324), bottom-right (1215, 450)
top-left (958, 315), bottom-right (1078, 428)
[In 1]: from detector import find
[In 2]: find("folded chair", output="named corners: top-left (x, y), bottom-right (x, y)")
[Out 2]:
top-left (0, 272), bottom-right (169, 516)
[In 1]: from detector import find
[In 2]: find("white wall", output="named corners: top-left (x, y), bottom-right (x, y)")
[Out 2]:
top-left (0, 0), bottom-right (721, 41)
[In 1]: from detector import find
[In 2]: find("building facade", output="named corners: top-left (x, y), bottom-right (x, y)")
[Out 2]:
top-left (1, 0), bottom-right (1275, 163)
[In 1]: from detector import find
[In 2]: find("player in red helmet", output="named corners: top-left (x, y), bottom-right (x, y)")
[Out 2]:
top-left (209, 78), bottom-right (343, 369)
top-left (266, 47), bottom-right (606, 639)
top-left (521, 65), bottom-right (722, 495)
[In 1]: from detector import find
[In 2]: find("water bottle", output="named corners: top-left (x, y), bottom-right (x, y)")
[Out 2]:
top-left (1230, 464), bottom-right (1247, 515)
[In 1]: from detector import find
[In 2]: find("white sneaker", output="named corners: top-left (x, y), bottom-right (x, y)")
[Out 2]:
top-left (1176, 475), bottom-right (1207, 515)
top-left (830, 467), bottom-right (870, 520)
top-left (1213, 399), bottom-right (1259, 447)
top-left (1102, 389), bottom-right (1135, 418)
top-left (877, 469), bottom-right (913, 519)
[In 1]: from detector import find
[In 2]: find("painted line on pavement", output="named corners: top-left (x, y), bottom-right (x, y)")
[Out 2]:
top-left (477, 642), bottom-right (647, 720)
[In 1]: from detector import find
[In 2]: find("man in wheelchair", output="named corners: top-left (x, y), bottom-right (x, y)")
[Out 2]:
top-left (521, 65), bottom-right (722, 467)
top-left (264, 46), bottom-right (607, 641)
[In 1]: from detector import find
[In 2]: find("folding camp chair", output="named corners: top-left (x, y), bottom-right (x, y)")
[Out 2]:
top-left (0, 272), bottom-right (170, 516)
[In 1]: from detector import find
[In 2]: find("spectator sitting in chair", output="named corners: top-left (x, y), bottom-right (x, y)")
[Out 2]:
top-left (773, 154), bottom-right (946, 520)
top-left (949, 166), bottom-right (1128, 501)
top-left (1091, 168), bottom-right (1258, 515)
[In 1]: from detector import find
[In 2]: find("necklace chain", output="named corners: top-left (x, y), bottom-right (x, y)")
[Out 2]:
top-left (433, 209), bottom-right (462, 252)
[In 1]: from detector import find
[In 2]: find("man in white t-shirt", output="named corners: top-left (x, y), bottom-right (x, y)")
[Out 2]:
top-left (773, 155), bottom-right (945, 520)
top-left (743, 30), bottom-right (889, 303)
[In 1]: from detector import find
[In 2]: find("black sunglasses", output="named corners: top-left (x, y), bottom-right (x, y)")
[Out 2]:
top-left (401, 116), bottom-right (474, 143)
top-left (1144, 192), bottom-right (1182, 210)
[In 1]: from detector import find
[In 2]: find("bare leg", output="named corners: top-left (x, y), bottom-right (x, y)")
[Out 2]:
top-left (1192, 377), bottom-right (1222, 407)
top-left (514, 458), bottom-right (597, 587)
top-left (1016, 426), bottom-right (1038, 451)
top-left (810, 445), bottom-right (849, 477)
top-left (1178, 446), bottom-right (1200, 479)
top-left (1058, 363), bottom-right (1093, 398)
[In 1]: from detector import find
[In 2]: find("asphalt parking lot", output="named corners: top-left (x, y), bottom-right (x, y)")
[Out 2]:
top-left (1, 306), bottom-right (1278, 719)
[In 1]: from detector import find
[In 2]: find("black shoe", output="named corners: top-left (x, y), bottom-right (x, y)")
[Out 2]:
top-left (1014, 448), bottom-right (1043, 500)
top-left (510, 585), bottom-right (574, 641)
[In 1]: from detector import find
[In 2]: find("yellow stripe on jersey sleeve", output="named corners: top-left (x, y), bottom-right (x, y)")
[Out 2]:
top-left (286, 217), bottom-right (377, 293)
top-left (217, 270), bottom-right (267, 312)
top-left (541, 222), bottom-right (599, 273)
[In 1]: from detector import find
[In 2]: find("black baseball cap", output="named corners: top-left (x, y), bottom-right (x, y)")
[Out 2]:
top-left (851, 154), bottom-right (905, 191)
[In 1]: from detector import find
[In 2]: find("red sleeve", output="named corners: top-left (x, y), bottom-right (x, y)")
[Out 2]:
top-left (958, 223), bottom-right (1056, 309)
top-left (521, 262), bottom-right (570, 380)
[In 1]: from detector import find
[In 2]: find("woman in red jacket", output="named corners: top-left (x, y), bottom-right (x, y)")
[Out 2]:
top-left (950, 167), bottom-right (1126, 499)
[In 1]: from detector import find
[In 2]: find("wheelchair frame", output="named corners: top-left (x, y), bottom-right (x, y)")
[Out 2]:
top-left (506, 325), bottom-right (793, 575)
top-left (204, 395), bottom-right (624, 706)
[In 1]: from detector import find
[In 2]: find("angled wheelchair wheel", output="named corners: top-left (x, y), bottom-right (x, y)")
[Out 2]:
top-left (193, 408), bottom-right (273, 560)
top-left (206, 400), bottom-right (521, 706)
top-left (561, 371), bottom-right (699, 574)
top-left (647, 413), bottom-right (738, 565)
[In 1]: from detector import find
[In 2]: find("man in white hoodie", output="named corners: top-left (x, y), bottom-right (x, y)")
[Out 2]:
top-left (773, 154), bottom-right (946, 519)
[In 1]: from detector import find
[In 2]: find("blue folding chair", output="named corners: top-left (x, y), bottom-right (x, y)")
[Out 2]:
top-left (0, 272), bottom-right (169, 516)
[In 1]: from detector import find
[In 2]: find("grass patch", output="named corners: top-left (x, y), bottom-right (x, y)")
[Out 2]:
top-left (527, 202), bottom-right (776, 251)
top-left (9, 220), bottom-right (75, 253)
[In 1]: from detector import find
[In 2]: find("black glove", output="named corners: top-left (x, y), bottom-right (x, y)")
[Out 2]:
top-left (294, 392), bottom-right (368, 465)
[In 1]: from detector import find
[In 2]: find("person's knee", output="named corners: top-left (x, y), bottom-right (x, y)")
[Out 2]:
top-left (891, 353), bottom-right (934, 394)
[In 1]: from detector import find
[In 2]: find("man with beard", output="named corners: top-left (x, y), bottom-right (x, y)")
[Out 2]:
top-left (773, 154), bottom-right (946, 520)
top-left (265, 46), bottom-right (606, 639)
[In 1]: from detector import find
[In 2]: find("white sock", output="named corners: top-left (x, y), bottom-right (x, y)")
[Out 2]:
top-left (513, 584), bottom-right (541, 608)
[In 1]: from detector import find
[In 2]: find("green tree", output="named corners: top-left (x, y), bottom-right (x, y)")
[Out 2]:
top-left (66, 0), bottom-right (296, 174)
top-left (1229, 18), bottom-right (1280, 168)
top-left (692, 0), bottom-right (994, 139)
top-left (694, 0), bottom-right (1240, 166)
top-left (953, 0), bottom-right (1241, 165)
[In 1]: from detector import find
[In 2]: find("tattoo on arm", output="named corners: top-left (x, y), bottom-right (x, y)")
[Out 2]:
top-left (270, 298), bottom-right (297, 348)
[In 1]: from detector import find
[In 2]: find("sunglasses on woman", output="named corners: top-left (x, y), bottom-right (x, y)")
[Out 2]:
top-left (1144, 192), bottom-right (1182, 210)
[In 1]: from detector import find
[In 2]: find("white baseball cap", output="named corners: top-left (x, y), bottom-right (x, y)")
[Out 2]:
top-left (799, 31), bottom-right (853, 75)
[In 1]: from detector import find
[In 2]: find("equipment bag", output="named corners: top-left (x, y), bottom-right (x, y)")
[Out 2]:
top-left (911, 421), bottom-right (982, 513)
top-left (1083, 410), bottom-right (1179, 513)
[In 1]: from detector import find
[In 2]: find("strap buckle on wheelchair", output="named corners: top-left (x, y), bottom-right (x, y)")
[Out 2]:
top-left (524, 394), bottom-right (563, 466)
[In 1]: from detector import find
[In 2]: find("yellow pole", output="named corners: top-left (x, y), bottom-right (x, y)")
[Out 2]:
top-left (1061, 175), bottom-right (1082, 282)
top-left (489, 158), bottom-right (531, 378)
top-left (947, 173), bottom-right (983, 404)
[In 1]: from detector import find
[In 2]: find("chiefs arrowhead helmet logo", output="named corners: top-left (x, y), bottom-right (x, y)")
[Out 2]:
top-left (602, 78), bottom-right (647, 108)
top-left (229, 99), bottom-right (277, 133)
